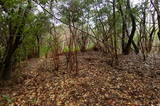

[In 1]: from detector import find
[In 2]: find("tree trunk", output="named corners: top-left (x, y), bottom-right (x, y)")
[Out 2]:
top-left (148, 11), bottom-right (155, 52)
top-left (113, 0), bottom-right (118, 60)
top-left (156, 1), bottom-right (160, 40)
top-left (1, 57), bottom-right (12, 80)
top-left (1, 36), bottom-right (14, 80)
top-left (36, 35), bottom-right (40, 58)
top-left (150, 0), bottom-right (160, 40)
top-left (123, 0), bottom-right (136, 55)
top-left (0, 0), bottom-right (31, 80)
top-left (118, 4), bottom-right (139, 54)
top-left (1, 36), bottom-right (22, 80)
top-left (141, 0), bottom-right (147, 61)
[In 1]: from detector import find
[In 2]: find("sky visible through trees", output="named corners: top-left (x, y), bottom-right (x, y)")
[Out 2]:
top-left (37, 0), bottom-right (141, 26)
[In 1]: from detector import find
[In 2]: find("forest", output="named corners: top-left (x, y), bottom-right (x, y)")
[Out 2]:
top-left (0, 0), bottom-right (160, 105)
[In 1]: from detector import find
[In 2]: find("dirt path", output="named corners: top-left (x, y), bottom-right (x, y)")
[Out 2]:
top-left (0, 51), bottom-right (160, 105)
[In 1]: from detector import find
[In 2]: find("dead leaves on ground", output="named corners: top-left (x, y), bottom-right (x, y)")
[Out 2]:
top-left (0, 51), bottom-right (160, 105)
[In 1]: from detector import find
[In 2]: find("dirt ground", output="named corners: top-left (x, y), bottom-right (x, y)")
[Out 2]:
top-left (0, 51), bottom-right (160, 105)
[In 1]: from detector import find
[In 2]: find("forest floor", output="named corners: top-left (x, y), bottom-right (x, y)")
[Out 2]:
top-left (0, 50), bottom-right (160, 106)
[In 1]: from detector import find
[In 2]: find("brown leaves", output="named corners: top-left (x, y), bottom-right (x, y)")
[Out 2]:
top-left (0, 51), bottom-right (160, 105)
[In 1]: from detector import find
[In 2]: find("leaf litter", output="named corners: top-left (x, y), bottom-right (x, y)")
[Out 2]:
top-left (0, 51), bottom-right (160, 105)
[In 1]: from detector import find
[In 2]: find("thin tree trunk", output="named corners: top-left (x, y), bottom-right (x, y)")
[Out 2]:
top-left (119, 4), bottom-right (126, 53)
top-left (151, 0), bottom-right (160, 40)
top-left (36, 35), bottom-right (40, 58)
top-left (123, 0), bottom-right (137, 55)
top-left (118, 4), bottom-right (139, 54)
top-left (113, 0), bottom-right (118, 60)
top-left (141, 0), bottom-right (147, 61)
top-left (148, 11), bottom-right (155, 52)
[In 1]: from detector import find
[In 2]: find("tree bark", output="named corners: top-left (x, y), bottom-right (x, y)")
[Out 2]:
top-left (113, 0), bottom-right (118, 59)
top-left (0, 36), bottom-right (21, 80)
top-left (123, 0), bottom-right (137, 55)
top-left (0, 0), bottom-right (31, 80)
top-left (36, 35), bottom-right (40, 58)
top-left (118, 4), bottom-right (139, 54)
top-left (148, 11), bottom-right (155, 52)
top-left (150, 0), bottom-right (160, 40)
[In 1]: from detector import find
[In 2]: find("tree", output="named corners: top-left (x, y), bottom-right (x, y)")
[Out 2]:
top-left (0, 0), bottom-right (33, 80)
top-left (123, 0), bottom-right (137, 55)
top-left (150, 0), bottom-right (160, 40)
top-left (118, 0), bottom-right (139, 54)
top-left (0, 0), bottom-right (50, 80)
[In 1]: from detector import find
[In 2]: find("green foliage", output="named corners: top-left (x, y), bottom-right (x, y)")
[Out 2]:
top-left (63, 47), bottom-right (69, 52)
top-left (1, 95), bottom-right (14, 104)
top-left (0, 0), bottom-right (51, 64)
top-left (40, 45), bottom-right (51, 56)
top-left (28, 98), bottom-right (37, 104)
top-left (60, 0), bottom-right (83, 24)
